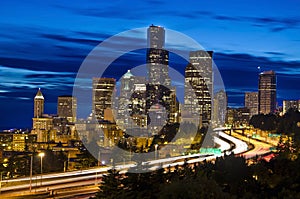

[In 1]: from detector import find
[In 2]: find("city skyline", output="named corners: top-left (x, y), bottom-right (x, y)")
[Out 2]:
top-left (1, 1), bottom-right (300, 130)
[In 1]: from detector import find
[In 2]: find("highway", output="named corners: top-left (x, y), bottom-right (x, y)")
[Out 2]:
top-left (214, 136), bottom-right (231, 152)
top-left (217, 131), bottom-right (248, 154)
top-left (0, 128), bottom-right (250, 198)
top-left (230, 130), bottom-right (274, 159)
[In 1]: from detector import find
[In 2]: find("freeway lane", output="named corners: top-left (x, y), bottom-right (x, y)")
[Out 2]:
top-left (217, 131), bottom-right (248, 155)
top-left (1, 179), bottom-right (100, 198)
top-left (0, 129), bottom-right (249, 197)
top-left (230, 131), bottom-right (274, 159)
top-left (214, 136), bottom-right (231, 152)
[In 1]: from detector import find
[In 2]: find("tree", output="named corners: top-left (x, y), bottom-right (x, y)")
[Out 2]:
top-left (93, 169), bottom-right (123, 199)
top-left (76, 148), bottom-right (97, 169)
top-left (249, 114), bottom-right (278, 131)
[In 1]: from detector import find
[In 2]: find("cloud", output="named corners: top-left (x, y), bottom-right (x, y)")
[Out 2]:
top-left (0, 56), bottom-right (81, 73)
top-left (0, 65), bottom-right (76, 91)
top-left (55, 3), bottom-right (148, 20)
top-left (0, 90), bottom-right (9, 93)
top-left (249, 16), bottom-right (300, 32)
top-left (264, 52), bottom-right (286, 56)
top-left (212, 14), bottom-right (300, 32)
top-left (270, 27), bottom-right (286, 32)
top-left (212, 52), bottom-right (300, 107)
top-left (213, 15), bottom-right (239, 21)
top-left (40, 33), bottom-right (101, 46)
top-left (74, 31), bottom-right (111, 39)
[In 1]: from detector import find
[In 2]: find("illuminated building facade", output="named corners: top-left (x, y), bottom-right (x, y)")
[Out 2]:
top-left (147, 25), bottom-right (170, 86)
top-left (226, 107), bottom-right (250, 127)
top-left (213, 90), bottom-right (227, 127)
top-left (245, 92), bottom-right (258, 118)
top-left (34, 88), bottom-right (44, 118)
top-left (283, 100), bottom-right (300, 114)
top-left (92, 78), bottom-right (116, 121)
top-left (258, 70), bottom-right (276, 114)
top-left (117, 71), bottom-right (147, 130)
top-left (57, 96), bottom-right (77, 123)
top-left (184, 50), bottom-right (213, 126)
top-left (32, 88), bottom-right (54, 142)
top-left (0, 130), bottom-right (36, 151)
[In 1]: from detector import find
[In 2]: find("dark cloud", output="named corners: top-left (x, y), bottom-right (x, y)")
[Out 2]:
top-left (264, 52), bottom-right (286, 56)
top-left (74, 31), bottom-right (111, 39)
top-left (54, 2), bottom-right (300, 33)
top-left (40, 33), bottom-right (101, 46)
top-left (213, 15), bottom-right (239, 21)
top-left (25, 73), bottom-right (75, 79)
top-left (0, 57), bottom-right (81, 73)
top-left (270, 27), bottom-right (286, 32)
top-left (213, 52), bottom-right (300, 107)
top-left (144, 0), bottom-right (166, 4)
top-left (213, 15), bottom-right (300, 32)
top-left (57, 4), bottom-right (147, 20)
top-left (1, 49), bottom-right (299, 129)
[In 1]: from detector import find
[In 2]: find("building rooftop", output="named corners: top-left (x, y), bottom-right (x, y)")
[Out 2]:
top-left (260, 70), bottom-right (275, 75)
top-left (123, 70), bottom-right (134, 78)
top-left (34, 88), bottom-right (44, 100)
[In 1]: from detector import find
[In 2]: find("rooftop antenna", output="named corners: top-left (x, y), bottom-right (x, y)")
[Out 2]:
top-left (257, 66), bottom-right (261, 73)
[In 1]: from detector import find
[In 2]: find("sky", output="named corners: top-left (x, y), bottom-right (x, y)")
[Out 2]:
top-left (0, 0), bottom-right (300, 130)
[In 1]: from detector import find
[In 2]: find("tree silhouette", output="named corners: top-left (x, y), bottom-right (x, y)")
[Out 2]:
top-left (93, 169), bottom-right (123, 199)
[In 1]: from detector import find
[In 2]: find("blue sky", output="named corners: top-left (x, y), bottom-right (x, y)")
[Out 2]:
top-left (0, 0), bottom-right (300, 130)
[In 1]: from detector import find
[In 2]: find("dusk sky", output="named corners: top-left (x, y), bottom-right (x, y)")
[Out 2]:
top-left (0, 0), bottom-right (300, 130)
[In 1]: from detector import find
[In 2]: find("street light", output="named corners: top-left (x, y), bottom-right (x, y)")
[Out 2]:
top-left (95, 150), bottom-right (101, 185)
top-left (155, 144), bottom-right (158, 160)
top-left (247, 134), bottom-right (251, 145)
top-left (29, 154), bottom-right (33, 192)
top-left (0, 171), bottom-right (3, 194)
top-left (38, 152), bottom-right (45, 186)
top-left (97, 151), bottom-right (101, 167)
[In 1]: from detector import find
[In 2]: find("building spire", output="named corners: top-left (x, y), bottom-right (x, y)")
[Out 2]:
top-left (35, 88), bottom-right (44, 100)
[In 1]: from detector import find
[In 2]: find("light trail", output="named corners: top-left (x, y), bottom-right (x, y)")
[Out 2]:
top-left (1, 128), bottom-right (249, 196)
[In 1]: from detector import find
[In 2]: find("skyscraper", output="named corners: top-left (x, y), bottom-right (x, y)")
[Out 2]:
top-left (245, 92), bottom-right (258, 118)
top-left (32, 88), bottom-right (54, 142)
top-left (258, 70), bottom-right (276, 114)
top-left (93, 77), bottom-right (116, 121)
top-left (283, 100), bottom-right (300, 114)
top-left (147, 25), bottom-right (170, 86)
top-left (147, 24), bottom-right (165, 48)
top-left (117, 70), bottom-right (147, 130)
top-left (57, 96), bottom-right (77, 123)
top-left (34, 88), bottom-right (44, 118)
top-left (184, 50), bottom-right (213, 126)
top-left (213, 90), bottom-right (227, 127)
top-left (145, 25), bottom-right (178, 133)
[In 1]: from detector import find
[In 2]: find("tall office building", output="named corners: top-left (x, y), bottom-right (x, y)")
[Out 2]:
top-left (130, 84), bottom-right (148, 133)
top-left (146, 84), bottom-right (179, 127)
top-left (226, 107), bottom-right (250, 127)
top-left (184, 50), bottom-right (213, 126)
top-left (145, 25), bottom-right (178, 134)
top-left (147, 25), bottom-right (170, 86)
top-left (258, 70), bottom-right (276, 114)
top-left (117, 70), bottom-right (147, 130)
top-left (32, 88), bottom-right (54, 142)
top-left (147, 24), bottom-right (165, 48)
top-left (34, 88), bottom-right (44, 118)
top-left (213, 90), bottom-right (227, 127)
top-left (245, 92), bottom-right (258, 118)
top-left (93, 77), bottom-right (116, 121)
top-left (283, 100), bottom-right (300, 114)
top-left (57, 96), bottom-right (77, 123)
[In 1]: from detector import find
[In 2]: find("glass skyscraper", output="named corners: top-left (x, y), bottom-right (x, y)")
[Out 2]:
top-left (184, 50), bottom-right (213, 126)
top-left (258, 70), bottom-right (277, 114)
top-left (147, 25), bottom-right (170, 86)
